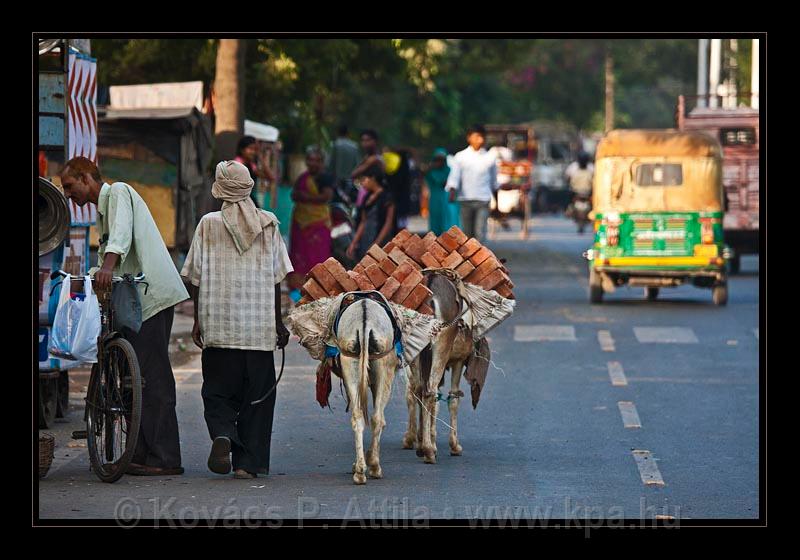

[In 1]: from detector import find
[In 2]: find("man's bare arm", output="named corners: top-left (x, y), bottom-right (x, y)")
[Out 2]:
top-left (188, 283), bottom-right (203, 349)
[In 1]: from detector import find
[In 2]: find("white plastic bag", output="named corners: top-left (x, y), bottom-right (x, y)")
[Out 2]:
top-left (48, 274), bottom-right (101, 364)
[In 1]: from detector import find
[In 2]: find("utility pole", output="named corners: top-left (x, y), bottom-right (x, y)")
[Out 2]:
top-left (604, 49), bottom-right (614, 133)
top-left (709, 39), bottom-right (722, 108)
top-left (697, 39), bottom-right (709, 108)
top-left (213, 39), bottom-right (245, 160)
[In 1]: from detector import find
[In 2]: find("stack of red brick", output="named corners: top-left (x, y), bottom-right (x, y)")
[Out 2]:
top-left (297, 226), bottom-right (513, 313)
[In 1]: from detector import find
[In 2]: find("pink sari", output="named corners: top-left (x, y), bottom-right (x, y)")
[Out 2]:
top-left (289, 171), bottom-right (331, 276)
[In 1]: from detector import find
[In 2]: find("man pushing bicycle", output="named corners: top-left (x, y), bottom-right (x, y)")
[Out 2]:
top-left (60, 156), bottom-right (189, 477)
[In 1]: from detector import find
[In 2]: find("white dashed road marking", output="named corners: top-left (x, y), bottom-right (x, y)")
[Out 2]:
top-left (607, 361), bottom-right (628, 386)
top-left (618, 401), bottom-right (642, 428)
top-left (634, 327), bottom-right (698, 344)
top-left (632, 450), bottom-right (665, 487)
top-left (598, 330), bottom-right (616, 351)
top-left (514, 325), bottom-right (576, 342)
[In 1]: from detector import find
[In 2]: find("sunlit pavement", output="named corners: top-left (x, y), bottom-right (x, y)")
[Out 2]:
top-left (38, 214), bottom-right (759, 524)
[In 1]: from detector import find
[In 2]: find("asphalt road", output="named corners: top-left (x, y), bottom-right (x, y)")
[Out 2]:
top-left (37, 215), bottom-right (760, 524)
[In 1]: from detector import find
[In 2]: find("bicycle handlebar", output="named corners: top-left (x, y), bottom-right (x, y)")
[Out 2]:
top-left (50, 269), bottom-right (146, 283)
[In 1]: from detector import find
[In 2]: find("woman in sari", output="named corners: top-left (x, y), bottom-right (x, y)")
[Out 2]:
top-left (425, 148), bottom-right (460, 235)
top-left (288, 148), bottom-right (334, 302)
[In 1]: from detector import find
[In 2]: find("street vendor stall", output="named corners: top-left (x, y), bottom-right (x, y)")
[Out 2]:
top-left (38, 39), bottom-right (98, 428)
top-left (95, 82), bottom-right (213, 255)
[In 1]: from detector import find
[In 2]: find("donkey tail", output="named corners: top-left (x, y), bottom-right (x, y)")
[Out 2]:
top-left (358, 325), bottom-right (371, 421)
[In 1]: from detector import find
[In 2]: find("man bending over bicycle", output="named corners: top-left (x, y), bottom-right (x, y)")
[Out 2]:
top-left (60, 157), bottom-right (189, 477)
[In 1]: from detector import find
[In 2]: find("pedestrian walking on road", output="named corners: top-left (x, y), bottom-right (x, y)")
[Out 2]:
top-left (288, 147), bottom-right (334, 301)
top-left (181, 160), bottom-right (293, 479)
top-left (347, 165), bottom-right (396, 261)
top-left (445, 124), bottom-right (498, 242)
top-left (327, 123), bottom-right (360, 204)
top-left (425, 147), bottom-right (460, 235)
top-left (235, 135), bottom-right (275, 209)
top-left (60, 156), bottom-right (189, 477)
top-left (351, 129), bottom-right (385, 208)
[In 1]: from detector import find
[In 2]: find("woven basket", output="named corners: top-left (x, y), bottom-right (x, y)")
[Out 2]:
top-left (39, 432), bottom-right (55, 479)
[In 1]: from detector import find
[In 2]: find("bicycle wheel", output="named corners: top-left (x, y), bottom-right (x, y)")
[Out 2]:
top-left (86, 338), bottom-right (142, 483)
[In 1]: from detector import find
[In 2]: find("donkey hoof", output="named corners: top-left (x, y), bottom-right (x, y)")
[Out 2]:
top-left (368, 466), bottom-right (383, 479)
top-left (423, 451), bottom-right (437, 464)
top-left (450, 446), bottom-right (463, 456)
top-left (353, 472), bottom-right (367, 485)
top-left (415, 448), bottom-right (425, 457)
top-left (401, 436), bottom-right (416, 450)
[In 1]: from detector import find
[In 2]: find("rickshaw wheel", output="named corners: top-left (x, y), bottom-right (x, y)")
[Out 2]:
top-left (712, 283), bottom-right (728, 306)
top-left (589, 268), bottom-right (603, 303)
top-left (645, 287), bottom-right (659, 301)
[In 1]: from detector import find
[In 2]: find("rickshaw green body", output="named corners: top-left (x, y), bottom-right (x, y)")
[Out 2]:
top-left (588, 130), bottom-right (729, 302)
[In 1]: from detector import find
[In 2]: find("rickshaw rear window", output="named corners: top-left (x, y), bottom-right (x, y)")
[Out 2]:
top-left (635, 163), bottom-right (683, 186)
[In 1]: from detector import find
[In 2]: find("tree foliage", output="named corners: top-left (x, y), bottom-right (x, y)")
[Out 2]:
top-left (92, 38), bottom-right (699, 155)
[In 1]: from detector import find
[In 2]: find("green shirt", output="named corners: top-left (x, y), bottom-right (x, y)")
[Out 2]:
top-left (94, 182), bottom-right (189, 321)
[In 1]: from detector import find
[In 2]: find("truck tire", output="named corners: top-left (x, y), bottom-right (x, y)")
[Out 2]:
top-left (645, 287), bottom-right (659, 301)
top-left (589, 268), bottom-right (603, 303)
top-left (712, 283), bottom-right (728, 306)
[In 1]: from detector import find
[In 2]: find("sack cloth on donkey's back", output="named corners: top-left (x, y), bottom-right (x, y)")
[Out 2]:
top-left (285, 291), bottom-right (447, 365)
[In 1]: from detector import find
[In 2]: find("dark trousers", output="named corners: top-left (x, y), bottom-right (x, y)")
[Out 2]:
top-left (460, 200), bottom-right (490, 242)
top-left (201, 348), bottom-right (277, 474)
top-left (122, 306), bottom-right (182, 468)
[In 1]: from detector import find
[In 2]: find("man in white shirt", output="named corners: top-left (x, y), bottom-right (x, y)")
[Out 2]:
top-left (445, 124), bottom-right (498, 241)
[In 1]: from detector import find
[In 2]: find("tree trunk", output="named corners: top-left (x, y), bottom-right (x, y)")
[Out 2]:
top-left (213, 39), bottom-right (245, 160)
top-left (604, 51), bottom-right (614, 133)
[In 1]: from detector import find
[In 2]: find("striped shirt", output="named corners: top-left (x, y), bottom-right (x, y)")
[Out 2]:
top-left (181, 210), bottom-right (293, 351)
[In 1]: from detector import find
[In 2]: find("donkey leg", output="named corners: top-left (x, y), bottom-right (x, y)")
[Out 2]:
top-left (419, 391), bottom-right (439, 464)
top-left (420, 340), bottom-right (451, 464)
top-left (368, 359), bottom-right (396, 478)
top-left (340, 356), bottom-right (367, 485)
top-left (448, 361), bottom-right (466, 456)
top-left (401, 360), bottom-right (419, 450)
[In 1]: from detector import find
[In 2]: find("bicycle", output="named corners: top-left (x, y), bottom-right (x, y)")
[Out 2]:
top-left (50, 270), bottom-right (147, 483)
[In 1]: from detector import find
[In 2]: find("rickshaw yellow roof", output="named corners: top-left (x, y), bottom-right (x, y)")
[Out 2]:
top-left (596, 130), bottom-right (721, 159)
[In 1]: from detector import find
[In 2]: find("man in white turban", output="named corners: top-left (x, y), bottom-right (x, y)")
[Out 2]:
top-left (181, 160), bottom-right (294, 479)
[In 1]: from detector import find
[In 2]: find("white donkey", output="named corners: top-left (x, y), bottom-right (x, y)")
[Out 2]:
top-left (335, 296), bottom-right (400, 484)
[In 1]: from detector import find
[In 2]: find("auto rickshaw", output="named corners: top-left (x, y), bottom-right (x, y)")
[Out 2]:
top-left (584, 129), bottom-right (729, 305)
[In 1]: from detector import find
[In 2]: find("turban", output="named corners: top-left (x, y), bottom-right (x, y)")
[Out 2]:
top-left (212, 160), bottom-right (272, 254)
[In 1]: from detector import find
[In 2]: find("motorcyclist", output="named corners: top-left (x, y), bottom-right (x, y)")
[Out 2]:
top-left (565, 151), bottom-right (594, 233)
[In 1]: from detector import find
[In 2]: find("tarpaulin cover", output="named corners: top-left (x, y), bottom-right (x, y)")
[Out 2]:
top-left (97, 106), bottom-right (213, 250)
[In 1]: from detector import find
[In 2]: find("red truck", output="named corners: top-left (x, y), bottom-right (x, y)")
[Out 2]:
top-left (677, 95), bottom-right (759, 273)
